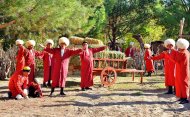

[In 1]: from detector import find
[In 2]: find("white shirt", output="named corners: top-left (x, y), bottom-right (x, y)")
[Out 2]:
top-left (61, 49), bottom-right (64, 57)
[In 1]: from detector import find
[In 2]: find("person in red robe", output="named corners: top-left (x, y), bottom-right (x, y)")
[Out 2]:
top-left (15, 39), bottom-right (25, 71)
top-left (125, 42), bottom-right (136, 58)
top-left (8, 66), bottom-right (30, 100)
top-left (79, 41), bottom-right (107, 91)
top-left (166, 38), bottom-right (189, 104)
top-left (42, 39), bottom-right (54, 87)
top-left (24, 40), bottom-right (44, 83)
top-left (144, 44), bottom-right (154, 76)
top-left (46, 37), bottom-right (82, 96)
top-left (151, 39), bottom-right (176, 94)
top-left (28, 79), bottom-right (43, 98)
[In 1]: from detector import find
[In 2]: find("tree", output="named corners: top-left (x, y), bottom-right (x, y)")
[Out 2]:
top-left (154, 0), bottom-right (190, 38)
top-left (104, 0), bottom-right (158, 50)
top-left (0, 0), bottom-right (103, 49)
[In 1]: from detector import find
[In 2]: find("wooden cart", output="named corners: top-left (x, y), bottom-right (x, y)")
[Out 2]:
top-left (93, 58), bottom-right (144, 86)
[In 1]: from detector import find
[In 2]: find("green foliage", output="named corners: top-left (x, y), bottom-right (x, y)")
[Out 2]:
top-left (0, 0), bottom-right (104, 49)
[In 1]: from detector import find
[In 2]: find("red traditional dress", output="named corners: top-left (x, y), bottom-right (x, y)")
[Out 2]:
top-left (8, 71), bottom-right (28, 98)
top-left (152, 49), bottom-right (176, 86)
top-left (80, 46), bottom-right (106, 88)
top-left (24, 49), bottom-right (44, 83)
top-left (144, 49), bottom-right (154, 72)
top-left (43, 48), bottom-right (53, 83)
top-left (125, 47), bottom-right (136, 58)
top-left (167, 50), bottom-right (190, 98)
top-left (46, 48), bottom-right (82, 88)
top-left (16, 45), bottom-right (25, 71)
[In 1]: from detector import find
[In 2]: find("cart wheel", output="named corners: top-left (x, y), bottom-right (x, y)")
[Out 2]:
top-left (100, 67), bottom-right (117, 86)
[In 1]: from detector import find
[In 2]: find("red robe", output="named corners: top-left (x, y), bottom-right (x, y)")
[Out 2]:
top-left (46, 48), bottom-right (82, 88)
top-left (152, 49), bottom-right (176, 86)
top-left (167, 50), bottom-right (189, 98)
top-left (80, 47), bottom-right (106, 88)
top-left (8, 71), bottom-right (28, 98)
top-left (24, 49), bottom-right (44, 83)
top-left (125, 47), bottom-right (135, 58)
top-left (43, 48), bottom-right (53, 83)
top-left (16, 45), bottom-right (25, 71)
top-left (144, 49), bottom-right (154, 72)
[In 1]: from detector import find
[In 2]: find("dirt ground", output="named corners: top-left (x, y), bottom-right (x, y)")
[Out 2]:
top-left (0, 75), bottom-right (190, 117)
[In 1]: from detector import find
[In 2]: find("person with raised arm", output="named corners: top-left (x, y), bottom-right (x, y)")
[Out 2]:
top-left (45, 37), bottom-right (82, 96)
top-left (151, 39), bottom-right (176, 94)
top-left (79, 41), bottom-right (107, 91)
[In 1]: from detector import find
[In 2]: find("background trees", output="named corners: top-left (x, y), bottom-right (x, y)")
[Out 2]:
top-left (0, 0), bottom-right (190, 50)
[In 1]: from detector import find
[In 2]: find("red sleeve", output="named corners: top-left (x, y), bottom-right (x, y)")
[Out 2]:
top-left (14, 76), bottom-right (26, 96)
top-left (68, 49), bottom-right (82, 57)
top-left (92, 46), bottom-right (106, 54)
top-left (23, 77), bottom-right (28, 89)
top-left (152, 52), bottom-right (165, 60)
top-left (35, 50), bottom-right (45, 59)
top-left (16, 46), bottom-right (25, 61)
top-left (24, 49), bottom-right (31, 66)
top-left (45, 48), bottom-right (55, 54)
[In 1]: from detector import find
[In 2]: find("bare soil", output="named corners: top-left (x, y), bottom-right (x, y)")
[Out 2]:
top-left (0, 76), bottom-right (190, 117)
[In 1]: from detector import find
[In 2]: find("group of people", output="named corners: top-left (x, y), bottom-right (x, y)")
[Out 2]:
top-left (143, 38), bottom-right (189, 104)
top-left (7, 36), bottom-right (190, 104)
top-left (8, 37), bottom-right (107, 99)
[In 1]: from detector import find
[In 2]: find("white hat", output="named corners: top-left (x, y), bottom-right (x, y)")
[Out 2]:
top-left (45, 39), bottom-right (54, 46)
top-left (176, 38), bottom-right (189, 49)
top-left (164, 39), bottom-right (175, 47)
top-left (59, 37), bottom-right (70, 46)
top-left (26, 40), bottom-right (36, 47)
top-left (16, 39), bottom-right (24, 45)
top-left (130, 42), bottom-right (134, 45)
top-left (144, 44), bottom-right (150, 49)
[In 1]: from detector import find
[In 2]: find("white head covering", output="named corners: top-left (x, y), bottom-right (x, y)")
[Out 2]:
top-left (164, 38), bottom-right (175, 48)
top-left (45, 39), bottom-right (54, 46)
top-left (144, 44), bottom-right (150, 49)
top-left (176, 38), bottom-right (189, 49)
top-left (130, 42), bottom-right (134, 45)
top-left (26, 40), bottom-right (36, 47)
top-left (59, 37), bottom-right (70, 47)
top-left (16, 39), bottom-right (24, 45)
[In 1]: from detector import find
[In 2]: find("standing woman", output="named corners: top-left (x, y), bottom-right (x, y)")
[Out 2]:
top-left (144, 44), bottom-right (154, 76)
top-left (46, 37), bottom-right (82, 96)
top-left (80, 41), bottom-right (107, 91)
top-left (15, 39), bottom-right (25, 71)
top-left (42, 39), bottom-right (54, 87)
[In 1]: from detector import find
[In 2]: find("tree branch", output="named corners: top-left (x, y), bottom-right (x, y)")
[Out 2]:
top-left (0, 20), bottom-right (16, 29)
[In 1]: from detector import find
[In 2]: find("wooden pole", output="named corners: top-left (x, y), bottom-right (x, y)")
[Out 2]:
top-left (179, 18), bottom-right (185, 38)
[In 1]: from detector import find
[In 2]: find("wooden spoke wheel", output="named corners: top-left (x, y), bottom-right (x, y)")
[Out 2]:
top-left (100, 67), bottom-right (117, 86)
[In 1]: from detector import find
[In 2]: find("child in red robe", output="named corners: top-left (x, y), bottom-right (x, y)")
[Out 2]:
top-left (144, 44), bottom-right (154, 76)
